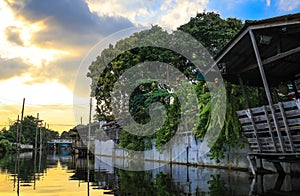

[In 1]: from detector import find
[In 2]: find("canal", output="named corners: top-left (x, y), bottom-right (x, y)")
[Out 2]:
top-left (0, 151), bottom-right (299, 195)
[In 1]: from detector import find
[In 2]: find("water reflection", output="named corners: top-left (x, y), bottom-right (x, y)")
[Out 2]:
top-left (94, 157), bottom-right (300, 196)
top-left (0, 150), bottom-right (113, 196)
top-left (0, 151), bottom-right (299, 195)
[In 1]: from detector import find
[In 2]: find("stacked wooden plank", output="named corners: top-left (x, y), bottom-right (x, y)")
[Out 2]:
top-left (237, 99), bottom-right (300, 153)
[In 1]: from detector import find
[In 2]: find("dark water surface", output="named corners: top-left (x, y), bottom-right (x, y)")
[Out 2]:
top-left (0, 150), bottom-right (299, 195)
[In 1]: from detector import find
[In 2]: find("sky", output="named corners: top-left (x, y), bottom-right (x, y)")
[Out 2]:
top-left (0, 0), bottom-right (300, 133)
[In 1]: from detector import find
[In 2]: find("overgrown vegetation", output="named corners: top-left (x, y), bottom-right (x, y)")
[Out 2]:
top-left (0, 115), bottom-right (59, 154)
top-left (87, 12), bottom-right (259, 161)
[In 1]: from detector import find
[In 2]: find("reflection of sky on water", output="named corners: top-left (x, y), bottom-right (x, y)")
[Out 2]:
top-left (0, 152), bottom-right (299, 195)
top-left (0, 151), bottom-right (113, 196)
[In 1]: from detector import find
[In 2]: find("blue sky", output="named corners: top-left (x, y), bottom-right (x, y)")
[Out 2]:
top-left (207, 0), bottom-right (300, 21)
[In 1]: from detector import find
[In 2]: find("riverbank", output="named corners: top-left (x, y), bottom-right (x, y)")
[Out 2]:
top-left (94, 155), bottom-right (300, 195)
top-left (94, 138), bottom-right (300, 174)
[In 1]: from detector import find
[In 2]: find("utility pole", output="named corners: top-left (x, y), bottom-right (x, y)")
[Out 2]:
top-left (33, 114), bottom-right (38, 190)
top-left (19, 98), bottom-right (25, 147)
top-left (16, 115), bottom-right (20, 145)
top-left (87, 98), bottom-right (92, 196)
top-left (13, 115), bottom-right (20, 191)
top-left (39, 121), bottom-right (43, 151)
top-left (35, 113), bottom-right (39, 150)
top-left (88, 99), bottom-right (92, 153)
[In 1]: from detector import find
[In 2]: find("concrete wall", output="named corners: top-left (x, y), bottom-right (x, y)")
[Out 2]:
top-left (94, 135), bottom-right (250, 170)
top-left (94, 136), bottom-right (300, 174)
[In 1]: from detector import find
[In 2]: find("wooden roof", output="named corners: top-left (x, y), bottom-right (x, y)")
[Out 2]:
top-left (215, 13), bottom-right (300, 87)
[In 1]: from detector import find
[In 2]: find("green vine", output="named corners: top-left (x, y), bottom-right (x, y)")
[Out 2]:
top-left (88, 12), bottom-right (249, 161)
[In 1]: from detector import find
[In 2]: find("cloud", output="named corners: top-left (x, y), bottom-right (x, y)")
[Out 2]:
top-left (8, 0), bottom-right (134, 48)
top-left (4, 26), bottom-right (24, 46)
top-left (266, 0), bottom-right (271, 7)
top-left (278, 0), bottom-right (300, 11)
top-left (159, 0), bottom-right (208, 29)
top-left (0, 57), bottom-right (30, 80)
top-left (0, 75), bottom-right (73, 104)
top-left (24, 55), bottom-right (83, 90)
top-left (86, 0), bottom-right (208, 29)
top-left (2, 0), bottom-right (135, 92)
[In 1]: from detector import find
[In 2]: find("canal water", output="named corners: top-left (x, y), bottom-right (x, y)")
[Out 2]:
top-left (0, 151), bottom-right (299, 196)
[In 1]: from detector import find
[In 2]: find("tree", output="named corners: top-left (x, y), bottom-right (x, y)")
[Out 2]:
top-left (87, 12), bottom-right (245, 159)
top-left (3, 115), bottom-right (59, 145)
top-left (88, 26), bottom-right (198, 151)
top-left (178, 12), bottom-right (243, 56)
top-left (0, 139), bottom-right (14, 154)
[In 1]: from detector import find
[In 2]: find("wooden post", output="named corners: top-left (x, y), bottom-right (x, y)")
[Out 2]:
top-left (278, 102), bottom-right (295, 152)
top-left (35, 113), bottom-right (39, 149)
top-left (292, 80), bottom-right (299, 99)
top-left (88, 98), bottom-right (92, 153)
top-left (247, 155), bottom-right (256, 177)
top-left (246, 109), bottom-right (262, 152)
top-left (16, 115), bottom-right (20, 145)
top-left (34, 114), bottom-right (38, 190)
top-left (19, 98), bottom-right (25, 145)
top-left (272, 162), bottom-right (285, 175)
top-left (249, 29), bottom-right (285, 153)
top-left (39, 120), bottom-right (42, 151)
top-left (263, 106), bottom-right (277, 152)
top-left (21, 98), bottom-right (25, 121)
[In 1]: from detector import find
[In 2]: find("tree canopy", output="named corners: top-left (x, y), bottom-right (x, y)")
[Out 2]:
top-left (0, 115), bottom-right (59, 146)
top-left (178, 12), bottom-right (243, 56)
top-left (87, 12), bottom-right (246, 160)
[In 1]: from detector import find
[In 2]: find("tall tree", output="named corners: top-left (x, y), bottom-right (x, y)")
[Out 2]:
top-left (4, 115), bottom-right (59, 145)
top-left (178, 12), bottom-right (243, 56)
top-left (87, 12), bottom-right (245, 159)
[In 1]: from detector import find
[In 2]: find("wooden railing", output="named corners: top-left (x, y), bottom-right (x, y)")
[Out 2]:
top-left (237, 99), bottom-right (300, 153)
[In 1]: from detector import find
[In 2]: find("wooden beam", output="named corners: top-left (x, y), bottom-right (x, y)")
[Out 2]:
top-left (247, 155), bottom-right (257, 176)
top-left (246, 108), bottom-right (262, 152)
top-left (272, 162), bottom-right (285, 175)
top-left (263, 106), bottom-right (277, 152)
top-left (206, 27), bottom-right (250, 75)
top-left (278, 102), bottom-right (296, 152)
top-left (239, 46), bottom-right (300, 73)
top-left (250, 20), bottom-right (300, 30)
top-left (249, 29), bottom-right (286, 153)
top-left (264, 46), bottom-right (300, 64)
top-left (292, 80), bottom-right (300, 99)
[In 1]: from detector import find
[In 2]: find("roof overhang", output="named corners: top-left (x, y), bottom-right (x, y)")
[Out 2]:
top-left (215, 13), bottom-right (300, 87)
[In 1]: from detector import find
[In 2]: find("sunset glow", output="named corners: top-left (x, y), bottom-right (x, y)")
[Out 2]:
top-left (1, 0), bottom-right (300, 133)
